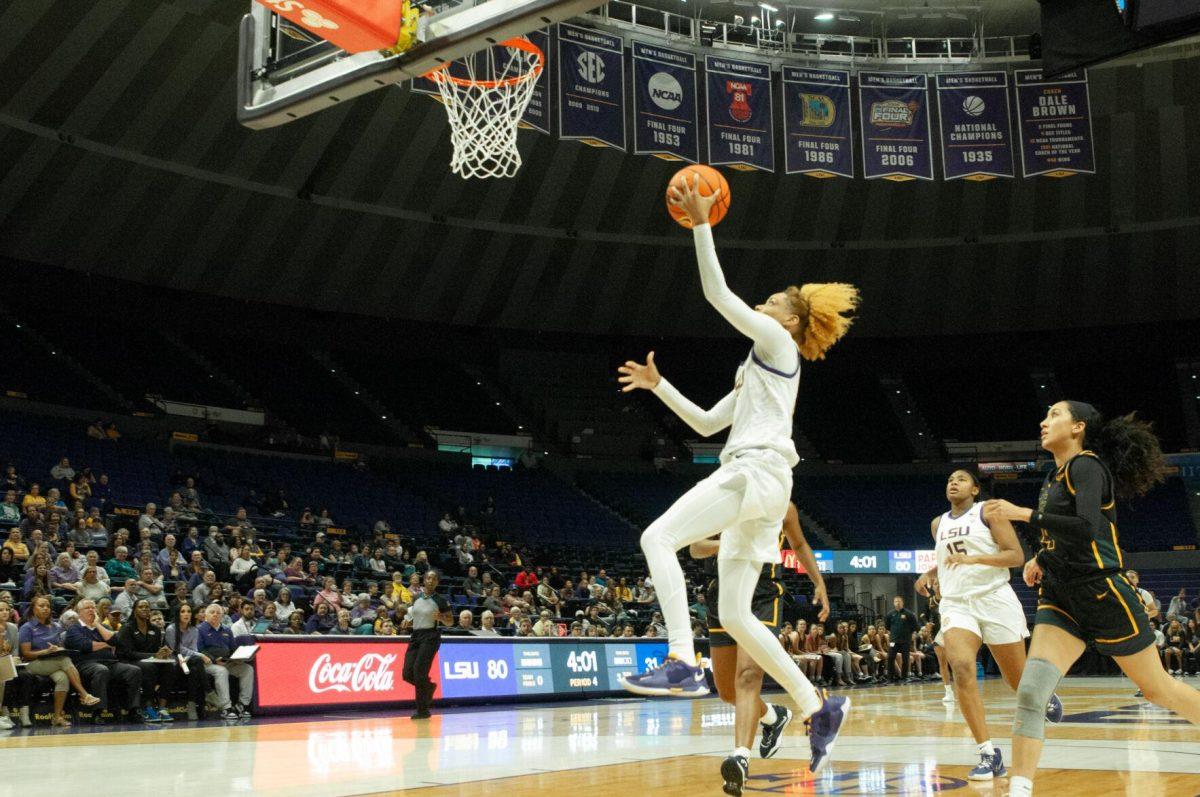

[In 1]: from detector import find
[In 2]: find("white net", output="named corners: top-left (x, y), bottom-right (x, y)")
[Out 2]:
top-left (427, 38), bottom-right (543, 179)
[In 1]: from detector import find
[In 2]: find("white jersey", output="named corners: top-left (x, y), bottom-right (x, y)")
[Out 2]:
top-left (934, 503), bottom-right (1010, 599)
top-left (721, 348), bottom-right (800, 468)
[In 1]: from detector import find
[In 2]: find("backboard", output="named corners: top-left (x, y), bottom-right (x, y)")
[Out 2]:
top-left (238, 0), bottom-right (603, 129)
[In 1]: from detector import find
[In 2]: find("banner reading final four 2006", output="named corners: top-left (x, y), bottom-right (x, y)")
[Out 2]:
top-left (1014, 70), bottom-right (1094, 178)
top-left (705, 55), bottom-right (774, 172)
top-left (857, 72), bottom-right (933, 181)
top-left (557, 23), bottom-right (625, 150)
top-left (935, 72), bottom-right (1014, 181)
top-left (632, 42), bottom-right (698, 163)
top-left (782, 66), bottom-right (852, 178)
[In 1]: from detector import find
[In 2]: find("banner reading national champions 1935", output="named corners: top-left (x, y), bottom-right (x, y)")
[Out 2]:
top-left (782, 66), bottom-right (853, 179)
top-left (705, 55), bottom-right (774, 172)
top-left (558, 23), bottom-right (625, 150)
top-left (857, 71), bottom-right (933, 181)
top-left (935, 71), bottom-right (1014, 181)
top-left (632, 42), bottom-right (699, 163)
top-left (1014, 69), bottom-right (1095, 178)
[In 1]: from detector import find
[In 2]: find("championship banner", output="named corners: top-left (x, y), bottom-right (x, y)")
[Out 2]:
top-left (782, 66), bottom-right (853, 178)
top-left (705, 55), bottom-right (774, 172)
top-left (632, 41), bottom-right (698, 163)
top-left (935, 72), bottom-right (1014, 181)
top-left (857, 71), bottom-right (933, 181)
top-left (519, 28), bottom-right (551, 134)
top-left (557, 23), bottom-right (625, 150)
top-left (1014, 69), bottom-right (1095, 178)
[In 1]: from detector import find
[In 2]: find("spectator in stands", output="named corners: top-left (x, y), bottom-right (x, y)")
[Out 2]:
top-left (298, 508), bottom-right (315, 528)
top-left (50, 458), bottom-right (75, 484)
top-left (69, 474), bottom-right (91, 505)
top-left (229, 547), bottom-right (258, 591)
top-left (412, 551), bottom-right (431, 575)
top-left (514, 617), bottom-right (534, 637)
top-left (163, 603), bottom-right (208, 719)
top-left (191, 570), bottom-right (217, 607)
top-left (330, 608), bottom-right (353, 635)
top-left (76, 564), bottom-right (108, 602)
top-left (180, 526), bottom-right (201, 557)
top-left (1164, 620), bottom-right (1187, 675)
top-left (0, 490), bottom-right (20, 527)
top-left (455, 610), bottom-right (474, 633)
top-left (316, 508), bottom-right (334, 528)
top-left (1187, 620), bottom-right (1199, 676)
top-left (364, 547), bottom-right (387, 576)
top-left (21, 483), bottom-right (45, 511)
top-left (138, 503), bottom-right (164, 537)
top-left (0, 599), bottom-right (31, 728)
top-left (116, 599), bottom-right (174, 721)
top-left (0, 548), bottom-right (17, 586)
top-left (455, 541), bottom-right (474, 570)
top-left (204, 527), bottom-right (230, 579)
top-left (2, 466), bottom-right (26, 496)
top-left (27, 528), bottom-right (56, 560)
top-left (182, 478), bottom-right (201, 512)
top-left (459, 566), bottom-right (483, 601)
top-left (230, 602), bottom-right (259, 638)
top-left (515, 566), bottom-right (538, 591)
top-left (1168, 589), bottom-right (1190, 624)
top-left (4, 529), bottom-right (28, 562)
top-left (23, 562), bottom-right (52, 602)
top-left (19, 595), bottom-right (103, 726)
top-left (184, 551), bottom-right (208, 590)
top-left (198, 604), bottom-right (253, 720)
top-left (536, 578), bottom-right (559, 612)
top-left (69, 517), bottom-right (91, 547)
top-left (90, 473), bottom-right (112, 510)
top-left (634, 577), bottom-right (655, 605)
top-left (44, 488), bottom-right (67, 514)
top-left (476, 610), bottom-right (499, 636)
top-left (135, 567), bottom-right (167, 610)
top-left (438, 513), bottom-right (458, 534)
top-left (114, 578), bottom-right (141, 620)
top-left (351, 595), bottom-right (377, 629)
top-left (482, 586), bottom-right (506, 618)
top-left (168, 582), bottom-right (190, 612)
top-left (1127, 570), bottom-right (1160, 619)
top-left (533, 610), bottom-right (556, 637)
top-left (268, 586), bottom-right (294, 621)
top-left (64, 598), bottom-right (142, 724)
top-left (49, 552), bottom-right (80, 594)
top-left (305, 602), bottom-right (336, 634)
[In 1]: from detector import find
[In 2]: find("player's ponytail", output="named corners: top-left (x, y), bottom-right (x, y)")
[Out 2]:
top-left (1067, 401), bottom-right (1167, 499)
top-left (786, 283), bottom-right (860, 362)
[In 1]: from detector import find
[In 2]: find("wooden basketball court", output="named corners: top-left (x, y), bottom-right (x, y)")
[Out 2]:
top-left (4, 677), bottom-right (1199, 796)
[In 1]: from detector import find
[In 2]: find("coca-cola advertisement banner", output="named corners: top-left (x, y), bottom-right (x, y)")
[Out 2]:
top-left (255, 640), bottom-right (431, 709)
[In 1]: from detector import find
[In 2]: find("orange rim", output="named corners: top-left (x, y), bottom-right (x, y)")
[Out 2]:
top-left (424, 37), bottom-right (543, 88)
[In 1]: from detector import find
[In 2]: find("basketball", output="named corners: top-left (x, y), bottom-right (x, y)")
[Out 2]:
top-left (961, 95), bottom-right (986, 117)
top-left (666, 165), bottom-right (731, 229)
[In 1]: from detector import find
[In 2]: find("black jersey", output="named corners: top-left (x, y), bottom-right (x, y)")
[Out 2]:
top-left (1033, 451), bottom-right (1124, 584)
top-left (701, 531), bottom-right (784, 591)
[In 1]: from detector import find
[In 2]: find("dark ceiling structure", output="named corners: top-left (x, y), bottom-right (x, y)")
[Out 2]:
top-left (1, 0), bottom-right (1198, 340)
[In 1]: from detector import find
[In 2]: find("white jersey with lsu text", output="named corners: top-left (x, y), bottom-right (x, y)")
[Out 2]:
top-left (934, 502), bottom-right (1010, 600)
top-left (721, 348), bottom-right (801, 468)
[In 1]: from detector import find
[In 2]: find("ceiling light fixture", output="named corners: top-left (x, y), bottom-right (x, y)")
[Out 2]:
top-left (814, 12), bottom-right (834, 20)
top-left (759, 3), bottom-right (777, 11)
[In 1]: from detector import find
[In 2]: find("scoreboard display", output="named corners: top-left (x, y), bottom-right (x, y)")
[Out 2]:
top-left (784, 548), bottom-right (939, 575)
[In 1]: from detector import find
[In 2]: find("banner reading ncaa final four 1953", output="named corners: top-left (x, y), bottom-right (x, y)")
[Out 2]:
top-left (705, 55), bottom-right (774, 172)
top-left (782, 66), bottom-right (853, 179)
top-left (858, 72), bottom-right (933, 181)
top-left (558, 23), bottom-right (625, 150)
top-left (519, 28), bottom-right (551, 135)
top-left (633, 42), bottom-right (699, 163)
top-left (1014, 69), bottom-right (1095, 178)
top-left (935, 72), bottom-right (1014, 181)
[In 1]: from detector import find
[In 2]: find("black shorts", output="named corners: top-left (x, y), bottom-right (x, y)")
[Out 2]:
top-left (707, 579), bottom-right (784, 648)
top-left (1035, 571), bottom-right (1156, 657)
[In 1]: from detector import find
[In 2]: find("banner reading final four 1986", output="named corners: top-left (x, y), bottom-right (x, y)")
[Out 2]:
top-left (782, 66), bottom-right (853, 179)
top-left (857, 72), bottom-right (933, 181)
top-left (705, 55), bottom-right (774, 172)
top-left (935, 72), bottom-right (1014, 181)
top-left (632, 42), bottom-right (698, 163)
top-left (1014, 69), bottom-right (1095, 178)
top-left (558, 23), bottom-right (625, 150)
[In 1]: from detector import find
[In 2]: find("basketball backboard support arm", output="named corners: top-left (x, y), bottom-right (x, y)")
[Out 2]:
top-left (238, 0), bottom-right (600, 129)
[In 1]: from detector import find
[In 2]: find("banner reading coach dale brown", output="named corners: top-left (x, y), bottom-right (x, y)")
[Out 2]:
top-left (857, 71), bottom-right (933, 181)
top-left (633, 42), bottom-right (698, 163)
top-left (1014, 69), bottom-right (1095, 178)
top-left (705, 55), bottom-right (774, 172)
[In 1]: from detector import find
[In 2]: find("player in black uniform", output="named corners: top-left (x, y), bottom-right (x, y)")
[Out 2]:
top-left (983, 400), bottom-right (1200, 797)
top-left (689, 502), bottom-right (828, 797)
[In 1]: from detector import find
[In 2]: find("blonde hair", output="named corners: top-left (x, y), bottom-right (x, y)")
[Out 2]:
top-left (785, 283), bottom-right (860, 361)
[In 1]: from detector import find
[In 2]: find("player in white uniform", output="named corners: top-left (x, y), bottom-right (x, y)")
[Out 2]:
top-left (616, 176), bottom-right (859, 773)
top-left (916, 470), bottom-right (1063, 782)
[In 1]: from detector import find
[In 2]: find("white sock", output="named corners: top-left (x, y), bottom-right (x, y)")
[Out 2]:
top-left (760, 704), bottom-right (778, 726)
top-left (733, 746), bottom-right (752, 760)
top-left (977, 740), bottom-right (993, 756)
top-left (1009, 775), bottom-right (1033, 796)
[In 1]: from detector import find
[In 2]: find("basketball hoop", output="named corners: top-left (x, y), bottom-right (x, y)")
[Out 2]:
top-left (424, 37), bottom-right (543, 179)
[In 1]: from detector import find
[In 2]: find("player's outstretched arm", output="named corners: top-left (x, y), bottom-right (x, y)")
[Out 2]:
top-left (782, 503), bottom-right (828, 622)
top-left (617, 352), bottom-right (734, 437)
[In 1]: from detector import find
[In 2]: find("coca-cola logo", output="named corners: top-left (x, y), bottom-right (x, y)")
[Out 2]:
top-left (308, 652), bottom-right (398, 694)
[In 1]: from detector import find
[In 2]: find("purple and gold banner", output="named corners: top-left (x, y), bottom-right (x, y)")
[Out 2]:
top-left (632, 41), bottom-right (698, 163)
top-left (1014, 69), bottom-right (1095, 178)
top-left (857, 72), bottom-right (933, 182)
top-left (782, 66), bottom-right (853, 179)
top-left (935, 72), bottom-right (1014, 181)
top-left (558, 23), bottom-right (625, 150)
top-left (705, 55), bottom-right (774, 172)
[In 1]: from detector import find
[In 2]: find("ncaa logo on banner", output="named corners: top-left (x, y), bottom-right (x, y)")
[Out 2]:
top-left (870, 100), bottom-right (917, 127)
top-left (576, 51), bottom-right (605, 84)
top-left (727, 81), bottom-right (752, 122)
top-left (648, 72), bottom-right (683, 111)
top-left (962, 95), bottom-right (986, 116)
top-left (800, 93), bottom-right (835, 127)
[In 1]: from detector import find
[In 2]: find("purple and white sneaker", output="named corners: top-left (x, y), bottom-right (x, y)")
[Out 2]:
top-left (806, 693), bottom-right (852, 774)
top-left (618, 655), bottom-right (710, 698)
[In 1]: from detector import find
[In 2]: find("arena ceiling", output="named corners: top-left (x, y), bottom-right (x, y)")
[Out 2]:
top-left (1, 0), bottom-right (1198, 340)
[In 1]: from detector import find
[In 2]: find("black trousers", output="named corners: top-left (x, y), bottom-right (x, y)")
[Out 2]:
top-left (402, 630), bottom-right (441, 713)
top-left (1, 670), bottom-right (34, 708)
top-left (889, 641), bottom-right (912, 679)
top-left (166, 657), bottom-right (208, 706)
top-left (135, 660), bottom-right (172, 704)
top-left (78, 659), bottom-right (143, 711)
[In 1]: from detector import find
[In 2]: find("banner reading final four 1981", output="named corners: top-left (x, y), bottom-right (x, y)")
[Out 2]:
top-left (1014, 69), bottom-right (1095, 178)
top-left (782, 66), bottom-right (853, 179)
top-left (632, 42), bottom-right (699, 163)
top-left (558, 23), bottom-right (625, 150)
top-left (935, 72), bottom-right (1014, 181)
top-left (857, 71), bottom-right (933, 181)
top-left (705, 55), bottom-right (774, 172)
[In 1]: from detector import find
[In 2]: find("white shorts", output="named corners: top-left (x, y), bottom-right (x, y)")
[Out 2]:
top-left (709, 449), bottom-right (792, 563)
top-left (936, 586), bottom-right (1029, 647)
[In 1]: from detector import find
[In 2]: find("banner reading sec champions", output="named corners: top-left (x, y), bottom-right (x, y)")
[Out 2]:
top-left (632, 42), bottom-right (698, 163)
top-left (557, 23), bottom-right (625, 150)
top-left (935, 72), bottom-right (1014, 181)
top-left (1014, 69), bottom-right (1095, 178)
top-left (782, 66), bottom-right (853, 178)
top-left (857, 71), bottom-right (933, 181)
top-left (519, 28), bottom-right (551, 134)
top-left (705, 55), bottom-right (774, 172)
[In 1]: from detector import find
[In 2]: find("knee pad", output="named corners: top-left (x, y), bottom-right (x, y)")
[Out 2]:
top-left (1013, 657), bottom-right (1062, 741)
